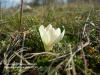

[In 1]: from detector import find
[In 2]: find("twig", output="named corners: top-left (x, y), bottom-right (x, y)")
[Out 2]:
top-left (25, 52), bottom-right (59, 59)
top-left (14, 52), bottom-right (31, 65)
top-left (81, 42), bottom-right (88, 75)
top-left (49, 53), bottom-right (70, 62)
top-left (19, 0), bottom-right (23, 31)
top-left (69, 44), bottom-right (77, 75)
top-left (81, 9), bottom-right (92, 75)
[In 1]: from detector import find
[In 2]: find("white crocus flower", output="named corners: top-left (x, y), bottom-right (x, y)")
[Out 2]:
top-left (39, 24), bottom-right (65, 51)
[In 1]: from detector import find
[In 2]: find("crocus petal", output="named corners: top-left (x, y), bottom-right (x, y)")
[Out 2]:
top-left (42, 31), bottom-right (50, 45)
top-left (55, 28), bottom-right (61, 37)
top-left (51, 28), bottom-right (61, 44)
top-left (39, 25), bottom-right (45, 37)
top-left (39, 25), bottom-right (50, 45)
top-left (46, 24), bottom-right (56, 45)
top-left (46, 24), bottom-right (52, 31)
top-left (49, 28), bottom-right (60, 45)
top-left (54, 29), bottom-right (65, 44)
